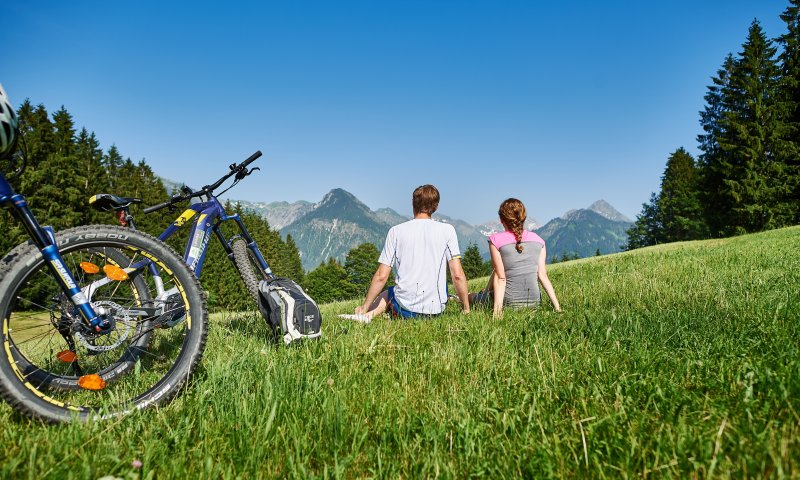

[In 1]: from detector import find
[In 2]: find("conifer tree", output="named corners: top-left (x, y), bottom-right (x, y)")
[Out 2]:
top-left (304, 258), bottom-right (359, 303)
top-left (74, 128), bottom-right (109, 224)
top-left (51, 106), bottom-right (75, 156)
top-left (713, 21), bottom-right (795, 233)
top-left (778, 0), bottom-right (800, 223)
top-left (282, 234), bottom-right (305, 283)
top-left (625, 193), bottom-right (662, 250)
top-left (344, 242), bottom-right (381, 293)
top-left (658, 148), bottom-right (706, 240)
top-left (698, 55), bottom-right (737, 235)
top-left (461, 243), bottom-right (488, 279)
top-left (103, 145), bottom-right (124, 190)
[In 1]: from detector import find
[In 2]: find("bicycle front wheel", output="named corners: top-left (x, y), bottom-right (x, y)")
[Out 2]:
top-left (0, 226), bottom-right (208, 423)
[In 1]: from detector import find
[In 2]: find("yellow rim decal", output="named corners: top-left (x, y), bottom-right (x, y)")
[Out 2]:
top-left (3, 331), bottom-right (74, 410)
top-left (123, 247), bottom-right (191, 329)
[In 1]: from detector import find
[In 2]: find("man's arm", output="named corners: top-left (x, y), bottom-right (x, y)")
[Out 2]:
top-left (355, 263), bottom-right (392, 315)
top-left (448, 258), bottom-right (470, 314)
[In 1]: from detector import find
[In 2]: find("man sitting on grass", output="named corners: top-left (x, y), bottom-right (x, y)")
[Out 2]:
top-left (339, 184), bottom-right (470, 323)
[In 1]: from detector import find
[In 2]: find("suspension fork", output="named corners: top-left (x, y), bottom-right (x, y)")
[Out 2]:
top-left (1, 193), bottom-right (108, 331)
top-left (217, 215), bottom-right (274, 276)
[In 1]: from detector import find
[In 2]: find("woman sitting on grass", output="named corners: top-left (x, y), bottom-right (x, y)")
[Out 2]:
top-left (470, 198), bottom-right (561, 316)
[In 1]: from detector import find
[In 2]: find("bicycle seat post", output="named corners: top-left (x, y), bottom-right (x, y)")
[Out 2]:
top-left (119, 207), bottom-right (137, 229)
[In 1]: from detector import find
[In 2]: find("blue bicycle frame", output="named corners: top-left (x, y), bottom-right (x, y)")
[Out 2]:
top-left (0, 173), bottom-right (107, 331)
top-left (106, 151), bottom-right (274, 296)
top-left (158, 194), bottom-right (273, 279)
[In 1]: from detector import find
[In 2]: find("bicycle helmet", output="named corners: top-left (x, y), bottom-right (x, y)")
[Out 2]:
top-left (0, 83), bottom-right (20, 159)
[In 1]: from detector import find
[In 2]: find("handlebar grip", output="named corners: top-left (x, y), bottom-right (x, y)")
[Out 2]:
top-left (143, 201), bottom-right (171, 214)
top-left (241, 151), bottom-right (262, 167)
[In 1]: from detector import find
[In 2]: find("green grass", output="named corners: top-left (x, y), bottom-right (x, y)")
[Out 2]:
top-left (1, 226), bottom-right (799, 478)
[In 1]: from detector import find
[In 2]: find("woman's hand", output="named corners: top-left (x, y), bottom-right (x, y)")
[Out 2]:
top-left (355, 305), bottom-right (367, 315)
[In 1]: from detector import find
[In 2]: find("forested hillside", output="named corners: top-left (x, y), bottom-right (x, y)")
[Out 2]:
top-left (0, 101), bottom-right (304, 311)
top-left (628, 9), bottom-right (800, 248)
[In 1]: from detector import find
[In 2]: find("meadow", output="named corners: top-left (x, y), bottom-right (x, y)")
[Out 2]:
top-left (1, 227), bottom-right (798, 479)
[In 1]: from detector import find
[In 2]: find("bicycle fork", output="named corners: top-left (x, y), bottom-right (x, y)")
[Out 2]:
top-left (1, 191), bottom-right (110, 333)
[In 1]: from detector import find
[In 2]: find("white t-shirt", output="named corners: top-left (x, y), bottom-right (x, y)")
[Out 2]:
top-left (378, 218), bottom-right (461, 314)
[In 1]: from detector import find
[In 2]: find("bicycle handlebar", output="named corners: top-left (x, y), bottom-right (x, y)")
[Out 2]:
top-left (142, 201), bottom-right (172, 214)
top-left (241, 151), bottom-right (262, 168)
top-left (143, 151), bottom-right (262, 214)
top-left (204, 150), bottom-right (262, 193)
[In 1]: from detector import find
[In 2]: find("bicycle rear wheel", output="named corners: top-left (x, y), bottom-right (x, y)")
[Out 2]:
top-left (0, 225), bottom-right (208, 423)
top-left (231, 237), bottom-right (270, 305)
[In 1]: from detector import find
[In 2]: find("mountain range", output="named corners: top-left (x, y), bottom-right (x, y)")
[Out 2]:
top-left (160, 176), bottom-right (632, 270)
top-left (234, 189), bottom-right (632, 270)
top-left (537, 202), bottom-right (632, 260)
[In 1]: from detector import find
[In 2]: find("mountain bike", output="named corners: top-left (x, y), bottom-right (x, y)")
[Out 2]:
top-left (0, 156), bottom-right (208, 423)
top-left (89, 151), bottom-right (275, 308)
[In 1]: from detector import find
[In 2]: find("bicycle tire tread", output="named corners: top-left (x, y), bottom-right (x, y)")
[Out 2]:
top-left (0, 225), bottom-right (209, 423)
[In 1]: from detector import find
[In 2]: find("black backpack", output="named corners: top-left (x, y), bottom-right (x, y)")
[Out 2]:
top-left (258, 277), bottom-right (322, 344)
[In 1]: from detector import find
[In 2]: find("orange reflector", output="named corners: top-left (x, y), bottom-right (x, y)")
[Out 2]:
top-left (103, 264), bottom-right (129, 281)
top-left (78, 374), bottom-right (106, 391)
top-left (56, 350), bottom-right (77, 363)
top-left (80, 262), bottom-right (100, 274)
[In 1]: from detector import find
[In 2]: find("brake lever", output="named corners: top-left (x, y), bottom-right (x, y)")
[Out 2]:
top-left (235, 166), bottom-right (259, 181)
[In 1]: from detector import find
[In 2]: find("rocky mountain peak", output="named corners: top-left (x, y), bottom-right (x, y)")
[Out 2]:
top-left (587, 199), bottom-right (632, 223)
top-left (316, 188), bottom-right (360, 208)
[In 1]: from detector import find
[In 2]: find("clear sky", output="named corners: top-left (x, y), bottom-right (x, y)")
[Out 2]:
top-left (1, 1), bottom-right (791, 224)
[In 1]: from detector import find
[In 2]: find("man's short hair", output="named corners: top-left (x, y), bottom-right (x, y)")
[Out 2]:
top-left (412, 184), bottom-right (440, 216)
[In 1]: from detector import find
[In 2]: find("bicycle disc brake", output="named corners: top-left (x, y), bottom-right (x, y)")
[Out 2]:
top-left (74, 300), bottom-right (133, 352)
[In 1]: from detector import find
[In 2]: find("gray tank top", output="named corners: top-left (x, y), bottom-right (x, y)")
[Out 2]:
top-left (489, 230), bottom-right (545, 307)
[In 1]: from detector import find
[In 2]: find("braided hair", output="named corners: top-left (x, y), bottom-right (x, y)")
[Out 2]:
top-left (498, 198), bottom-right (527, 253)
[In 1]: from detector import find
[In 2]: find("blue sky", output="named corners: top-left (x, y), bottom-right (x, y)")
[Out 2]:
top-left (1, 1), bottom-right (790, 224)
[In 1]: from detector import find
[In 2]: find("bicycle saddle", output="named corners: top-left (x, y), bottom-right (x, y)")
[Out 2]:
top-left (88, 194), bottom-right (143, 211)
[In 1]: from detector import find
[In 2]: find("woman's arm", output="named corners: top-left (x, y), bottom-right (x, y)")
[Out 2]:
top-left (537, 246), bottom-right (561, 312)
top-left (489, 243), bottom-right (506, 317)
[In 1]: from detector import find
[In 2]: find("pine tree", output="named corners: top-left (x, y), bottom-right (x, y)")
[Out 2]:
top-left (117, 159), bottom-right (169, 235)
top-left (51, 106), bottom-right (75, 156)
top-left (778, 0), bottom-right (800, 223)
top-left (344, 243), bottom-right (381, 294)
top-left (714, 21), bottom-right (795, 233)
top-left (103, 145), bottom-right (124, 191)
top-left (461, 243), bottom-right (488, 279)
top-left (658, 148), bottom-right (706, 240)
top-left (282, 234), bottom-right (305, 284)
top-left (304, 259), bottom-right (359, 303)
top-left (698, 55), bottom-right (737, 236)
top-left (625, 193), bottom-right (662, 250)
